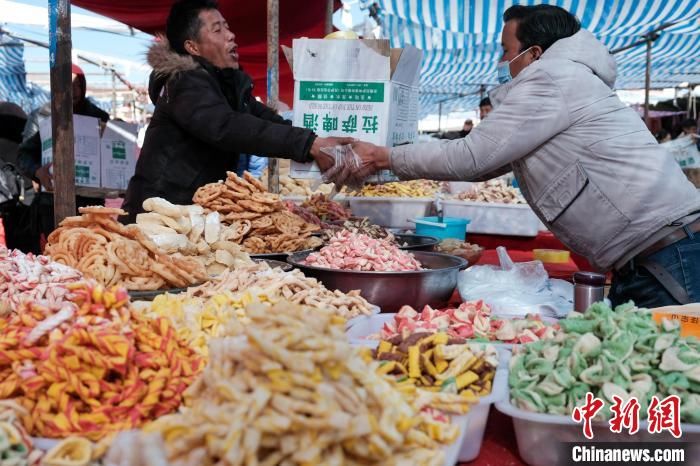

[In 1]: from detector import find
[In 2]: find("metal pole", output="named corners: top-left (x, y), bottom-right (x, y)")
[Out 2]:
top-left (438, 102), bottom-right (443, 132)
top-left (644, 38), bottom-right (652, 127)
top-left (325, 0), bottom-right (334, 35)
top-left (111, 70), bottom-right (117, 119)
top-left (112, 70), bottom-right (117, 118)
top-left (49, 0), bottom-right (76, 225)
top-left (267, 0), bottom-right (280, 193)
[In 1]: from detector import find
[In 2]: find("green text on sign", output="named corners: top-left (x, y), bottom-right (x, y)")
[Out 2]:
top-left (112, 141), bottom-right (126, 160)
top-left (75, 165), bottom-right (90, 179)
top-left (300, 81), bottom-right (384, 102)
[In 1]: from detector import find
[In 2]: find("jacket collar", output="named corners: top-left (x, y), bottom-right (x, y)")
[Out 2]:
top-left (147, 38), bottom-right (199, 79)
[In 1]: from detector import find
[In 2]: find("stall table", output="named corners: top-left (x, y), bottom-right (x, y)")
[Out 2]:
top-left (469, 231), bottom-right (592, 272)
top-left (475, 249), bottom-right (580, 282)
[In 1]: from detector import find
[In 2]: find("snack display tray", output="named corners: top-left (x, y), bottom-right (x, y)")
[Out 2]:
top-left (496, 397), bottom-right (700, 466)
top-left (346, 196), bottom-right (434, 229)
top-left (441, 200), bottom-right (541, 237)
top-left (346, 316), bottom-right (511, 463)
top-left (345, 313), bottom-right (518, 351)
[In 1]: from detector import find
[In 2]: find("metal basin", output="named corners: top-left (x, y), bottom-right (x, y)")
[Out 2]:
top-left (250, 248), bottom-right (317, 263)
top-left (287, 251), bottom-right (467, 312)
top-left (252, 258), bottom-right (293, 271)
top-left (395, 234), bottom-right (439, 251)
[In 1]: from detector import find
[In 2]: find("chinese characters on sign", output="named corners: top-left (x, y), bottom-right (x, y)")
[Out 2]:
top-left (302, 113), bottom-right (380, 135)
top-left (572, 393), bottom-right (683, 439)
top-left (299, 81), bottom-right (385, 138)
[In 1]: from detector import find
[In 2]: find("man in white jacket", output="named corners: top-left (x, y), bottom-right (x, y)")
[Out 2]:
top-left (330, 5), bottom-right (700, 308)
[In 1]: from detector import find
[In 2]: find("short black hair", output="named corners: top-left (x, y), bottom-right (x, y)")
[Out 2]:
top-left (479, 97), bottom-right (491, 108)
top-left (167, 0), bottom-right (219, 55)
top-left (503, 5), bottom-right (581, 53)
top-left (655, 129), bottom-right (669, 141)
top-left (680, 118), bottom-right (698, 130)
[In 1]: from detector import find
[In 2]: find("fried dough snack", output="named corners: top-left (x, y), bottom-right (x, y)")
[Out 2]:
top-left (135, 301), bottom-right (459, 466)
top-left (0, 401), bottom-right (44, 466)
top-left (352, 180), bottom-right (442, 198)
top-left (453, 179), bottom-right (525, 204)
top-left (193, 172), bottom-right (322, 254)
top-left (0, 247), bottom-right (83, 317)
top-left (270, 174), bottom-right (334, 196)
top-left (0, 281), bottom-right (203, 440)
top-left (45, 207), bottom-right (207, 291)
top-left (135, 197), bottom-right (253, 276)
top-left (185, 262), bottom-right (374, 319)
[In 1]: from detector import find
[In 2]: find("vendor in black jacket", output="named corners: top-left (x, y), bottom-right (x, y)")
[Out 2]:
top-left (122, 0), bottom-right (349, 223)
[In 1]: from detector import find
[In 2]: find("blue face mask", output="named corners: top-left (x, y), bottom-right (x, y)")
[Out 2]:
top-left (496, 47), bottom-right (533, 84)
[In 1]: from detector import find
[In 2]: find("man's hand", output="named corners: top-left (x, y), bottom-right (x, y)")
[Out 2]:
top-left (35, 164), bottom-right (54, 191)
top-left (322, 141), bottom-right (391, 188)
top-left (309, 136), bottom-right (356, 172)
top-left (351, 141), bottom-right (391, 172)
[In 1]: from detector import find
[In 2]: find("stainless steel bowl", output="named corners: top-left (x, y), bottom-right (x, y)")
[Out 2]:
top-left (250, 248), bottom-right (317, 263)
top-left (287, 251), bottom-right (467, 312)
top-left (252, 258), bottom-right (293, 271)
top-left (395, 234), bottom-right (439, 251)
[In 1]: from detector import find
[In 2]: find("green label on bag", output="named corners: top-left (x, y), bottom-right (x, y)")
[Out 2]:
top-left (299, 81), bottom-right (384, 102)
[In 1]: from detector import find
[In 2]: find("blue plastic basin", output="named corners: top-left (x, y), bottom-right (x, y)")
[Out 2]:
top-left (414, 216), bottom-right (470, 240)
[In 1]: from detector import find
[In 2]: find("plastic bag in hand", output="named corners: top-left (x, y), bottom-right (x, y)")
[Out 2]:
top-left (320, 144), bottom-right (367, 190)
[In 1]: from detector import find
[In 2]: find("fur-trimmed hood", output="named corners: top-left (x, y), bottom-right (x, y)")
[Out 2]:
top-left (146, 38), bottom-right (200, 104)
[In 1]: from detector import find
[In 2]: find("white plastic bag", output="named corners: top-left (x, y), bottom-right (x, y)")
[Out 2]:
top-left (457, 247), bottom-right (573, 318)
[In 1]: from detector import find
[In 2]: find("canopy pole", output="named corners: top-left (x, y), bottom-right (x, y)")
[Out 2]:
top-left (111, 70), bottom-right (117, 118)
top-left (644, 38), bottom-right (652, 127)
top-left (49, 0), bottom-right (75, 226)
top-left (325, 0), bottom-right (334, 35)
top-left (438, 102), bottom-right (443, 132)
top-left (266, 0), bottom-right (280, 193)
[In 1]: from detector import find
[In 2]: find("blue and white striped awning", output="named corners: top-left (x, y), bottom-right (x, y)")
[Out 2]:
top-left (0, 33), bottom-right (50, 114)
top-left (377, 0), bottom-right (700, 116)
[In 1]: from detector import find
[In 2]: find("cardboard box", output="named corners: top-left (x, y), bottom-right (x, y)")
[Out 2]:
top-left (285, 38), bottom-right (422, 179)
top-left (40, 114), bottom-right (101, 188)
top-left (101, 121), bottom-right (138, 190)
top-left (661, 135), bottom-right (700, 169)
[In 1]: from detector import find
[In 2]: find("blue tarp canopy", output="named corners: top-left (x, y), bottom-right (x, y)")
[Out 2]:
top-left (0, 33), bottom-right (50, 114)
top-left (377, 0), bottom-right (700, 116)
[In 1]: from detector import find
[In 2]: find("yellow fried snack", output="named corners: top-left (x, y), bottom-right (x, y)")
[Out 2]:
top-left (129, 301), bottom-right (471, 466)
top-left (354, 180), bottom-right (442, 198)
top-left (375, 333), bottom-right (498, 402)
top-left (192, 171), bottom-right (322, 253)
top-left (42, 437), bottom-right (92, 466)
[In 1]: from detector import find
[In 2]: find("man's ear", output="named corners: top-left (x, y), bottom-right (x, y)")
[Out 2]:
top-left (184, 39), bottom-right (199, 56)
top-left (532, 45), bottom-right (544, 60)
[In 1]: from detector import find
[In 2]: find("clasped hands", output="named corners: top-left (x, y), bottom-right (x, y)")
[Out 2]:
top-left (309, 136), bottom-right (391, 187)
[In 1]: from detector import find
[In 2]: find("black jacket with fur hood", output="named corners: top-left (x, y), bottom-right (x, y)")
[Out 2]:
top-left (122, 40), bottom-right (316, 222)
